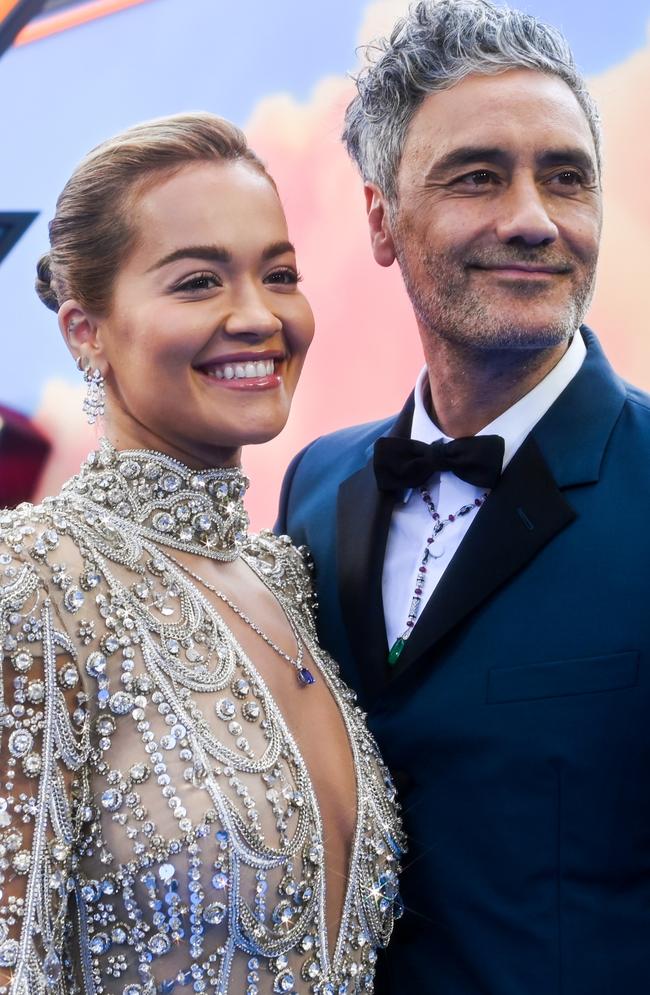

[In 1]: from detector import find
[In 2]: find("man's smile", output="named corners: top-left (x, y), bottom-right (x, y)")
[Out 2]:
top-left (470, 262), bottom-right (570, 280)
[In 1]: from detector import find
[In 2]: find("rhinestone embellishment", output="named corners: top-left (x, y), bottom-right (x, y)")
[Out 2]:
top-left (63, 439), bottom-right (250, 562)
top-left (0, 440), bottom-right (406, 993)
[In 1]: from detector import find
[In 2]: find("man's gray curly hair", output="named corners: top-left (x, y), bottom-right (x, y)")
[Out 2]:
top-left (343, 0), bottom-right (601, 202)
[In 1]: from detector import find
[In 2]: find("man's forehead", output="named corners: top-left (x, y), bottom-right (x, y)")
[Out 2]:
top-left (401, 68), bottom-right (596, 168)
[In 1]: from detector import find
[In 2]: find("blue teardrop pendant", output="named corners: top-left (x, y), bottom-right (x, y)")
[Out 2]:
top-left (298, 667), bottom-right (316, 686)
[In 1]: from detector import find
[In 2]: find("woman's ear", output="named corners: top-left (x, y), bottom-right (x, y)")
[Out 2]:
top-left (58, 300), bottom-right (105, 371)
top-left (364, 183), bottom-right (397, 268)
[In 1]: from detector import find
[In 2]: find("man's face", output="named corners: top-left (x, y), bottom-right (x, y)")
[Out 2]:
top-left (373, 69), bottom-right (602, 352)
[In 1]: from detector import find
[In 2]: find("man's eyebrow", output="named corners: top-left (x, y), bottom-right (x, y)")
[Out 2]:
top-left (425, 147), bottom-right (508, 177)
top-left (537, 148), bottom-right (597, 176)
top-left (425, 145), bottom-right (597, 178)
top-left (148, 240), bottom-right (296, 272)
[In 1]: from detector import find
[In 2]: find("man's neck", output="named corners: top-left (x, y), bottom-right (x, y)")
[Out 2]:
top-left (421, 334), bottom-right (571, 438)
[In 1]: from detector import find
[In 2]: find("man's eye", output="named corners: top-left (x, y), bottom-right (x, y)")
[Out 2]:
top-left (554, 170), bottom-right (583, 186)
top-left (265, 267), bottom-right (301, 286)
top-left (174, 273), bottom-right (220, 292)
top-left (456, 170), bottom-right (495, 187)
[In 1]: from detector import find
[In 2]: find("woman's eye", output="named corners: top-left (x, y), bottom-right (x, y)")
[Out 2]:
top-left (265, 267), bottom-right (301, 286)
top-left (174, 272), bottom-right (220, 292)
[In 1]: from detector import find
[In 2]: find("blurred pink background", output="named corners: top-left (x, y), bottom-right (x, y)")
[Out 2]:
top-left (6, 0), bottom-right (648, 528)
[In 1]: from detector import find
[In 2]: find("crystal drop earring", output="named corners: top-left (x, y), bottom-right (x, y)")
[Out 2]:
top-left (76, 355), bottom-right (106, 425)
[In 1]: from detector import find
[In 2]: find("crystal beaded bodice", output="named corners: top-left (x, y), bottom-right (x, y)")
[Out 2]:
top-left (0, 443), bottom-right (404, 995)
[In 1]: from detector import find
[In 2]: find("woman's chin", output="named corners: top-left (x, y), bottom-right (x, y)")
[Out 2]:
top-left (228, 423), bottom-right (288, 448)
top-left (187, 419), bottom-right (290, 454)
top-left (205, 406), bottom-right (293, 449)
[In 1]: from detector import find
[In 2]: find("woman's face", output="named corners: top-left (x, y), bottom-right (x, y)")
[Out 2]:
top-left (91, 160), bottom-right (314, 467)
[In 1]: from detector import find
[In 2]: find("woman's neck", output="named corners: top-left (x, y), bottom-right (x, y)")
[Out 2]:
top-left (103, 410), bottom-right (242, 471)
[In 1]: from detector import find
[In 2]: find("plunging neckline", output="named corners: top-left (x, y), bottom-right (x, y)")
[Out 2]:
top-left (167, 547), bottom-right (363, 968)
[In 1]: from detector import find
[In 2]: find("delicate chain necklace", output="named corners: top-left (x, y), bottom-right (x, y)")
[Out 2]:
top-left (165, 552), bottom-right (317, 687)
top-left (388, 487), bottom-right (487, 666)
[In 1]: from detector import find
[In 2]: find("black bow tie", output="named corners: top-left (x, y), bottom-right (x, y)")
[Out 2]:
top-left (373, 434), bottom-right (505, 492)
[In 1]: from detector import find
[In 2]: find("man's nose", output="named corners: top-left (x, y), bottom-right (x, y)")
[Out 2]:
top-left (222, 288), bottom-right (283, 339)
top-left (495, 178), bottom-right (559, 246)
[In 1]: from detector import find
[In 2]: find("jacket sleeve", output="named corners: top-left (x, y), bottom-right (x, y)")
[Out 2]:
top-left (0, 537), bottom-right (89, 994)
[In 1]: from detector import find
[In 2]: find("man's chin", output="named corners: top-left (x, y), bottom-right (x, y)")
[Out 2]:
top-left (431, 315), bottom-right (577, 353)
top-left (456, 300), bottom-right (582, 350)
top-left (472, 325), bottom-right (575, 351)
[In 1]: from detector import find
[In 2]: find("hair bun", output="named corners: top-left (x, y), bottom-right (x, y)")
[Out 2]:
top-left (35, 252), bottom-right (60, 312)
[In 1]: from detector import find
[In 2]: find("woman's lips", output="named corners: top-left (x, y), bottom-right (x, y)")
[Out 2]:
top-left (205, 358), bottom-right (276, 380)
top-left (196, 357), bottom-right (283, 390)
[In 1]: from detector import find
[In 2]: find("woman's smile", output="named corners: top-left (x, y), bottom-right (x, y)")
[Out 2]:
top-left (195, 349), bottom-right (286, 390)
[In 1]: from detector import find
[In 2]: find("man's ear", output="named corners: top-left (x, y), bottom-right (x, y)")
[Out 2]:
top-left (58, 300), bottom-right (106, 372)
top-left (364, 183), bottom-right (397, 268)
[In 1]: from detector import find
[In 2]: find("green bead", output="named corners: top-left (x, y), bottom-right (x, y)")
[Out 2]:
top-left (388, 637), bottom-right (406, 666)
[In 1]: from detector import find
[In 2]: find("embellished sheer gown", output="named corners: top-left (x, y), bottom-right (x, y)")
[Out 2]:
top-left (0, 442), bottom-right (405, 995)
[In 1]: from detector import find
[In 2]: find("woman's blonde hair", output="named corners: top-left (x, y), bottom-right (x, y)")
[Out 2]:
top-left (36, 112), bottom-right (273, 315)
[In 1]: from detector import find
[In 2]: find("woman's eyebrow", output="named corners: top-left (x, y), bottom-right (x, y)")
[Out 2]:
top-left (148, 245), bottom-right (232, 271)
top-left (261, 240), bottom-right (296, 262)
top-left (148, 240), bottom-right (296, 272)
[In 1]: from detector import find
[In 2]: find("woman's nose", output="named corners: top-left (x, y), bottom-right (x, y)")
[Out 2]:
top-left (222, 288), bottom-right (283, 340)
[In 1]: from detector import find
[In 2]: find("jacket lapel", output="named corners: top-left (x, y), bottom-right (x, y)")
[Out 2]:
top-left (389, 327), bottom-right (627, 683)
top-left (389, 435), bottom-right (575, 677)
top-left (336, 395), bottom-right (414, 696)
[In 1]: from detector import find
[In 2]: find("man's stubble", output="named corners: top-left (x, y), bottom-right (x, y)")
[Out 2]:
top-left (392, 222), bottom-right (599, 354)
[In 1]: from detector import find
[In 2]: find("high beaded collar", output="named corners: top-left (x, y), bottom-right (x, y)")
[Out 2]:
top-left (63, 438), bottom-right (249, 561)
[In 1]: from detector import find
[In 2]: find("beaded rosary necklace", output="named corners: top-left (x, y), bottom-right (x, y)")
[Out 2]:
top-left (388, 487), bottom-right (487, 666)
top-left (165, 552), bottom-right (317, 687)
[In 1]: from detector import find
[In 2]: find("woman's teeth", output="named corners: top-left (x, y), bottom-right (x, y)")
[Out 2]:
top-left (205, 359), bottom-right (276, 380)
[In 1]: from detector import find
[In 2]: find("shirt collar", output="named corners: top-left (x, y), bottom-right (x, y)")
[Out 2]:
top-left (411, 330), bottom-right (587, 469)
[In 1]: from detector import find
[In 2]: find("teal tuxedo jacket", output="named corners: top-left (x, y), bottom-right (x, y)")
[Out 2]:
top-left (276, 328), bottom-right (650, 995)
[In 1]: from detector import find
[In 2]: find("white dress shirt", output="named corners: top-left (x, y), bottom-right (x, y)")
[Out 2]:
top-left (382, 332), bottom-right (587, 648)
